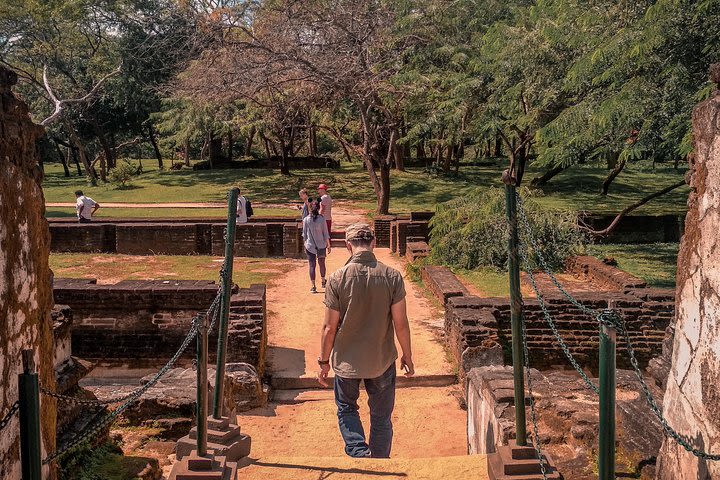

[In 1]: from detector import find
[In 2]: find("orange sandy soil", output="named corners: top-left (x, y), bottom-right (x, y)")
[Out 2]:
top-left (265, 247), bottom-right (452, 380)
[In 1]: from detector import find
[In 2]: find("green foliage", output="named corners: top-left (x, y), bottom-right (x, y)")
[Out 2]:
top-left (107, 160), bottom-right (139, 188)
top-left (429, 188), bottom-right (585, 271)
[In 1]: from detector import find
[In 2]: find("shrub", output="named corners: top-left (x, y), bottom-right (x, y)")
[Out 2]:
top-left (107, 160), bottom-right (138, 188)
top-left (429, 187), bottom-right (585, 271)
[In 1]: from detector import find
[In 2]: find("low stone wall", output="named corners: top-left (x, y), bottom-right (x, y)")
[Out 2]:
top-left (420, 260), bottom-right (674, 373)
top-left (49, 220), bottom-right (304, 258)
top-left (566, 255), bottom-right (647, 291)
top-left (467, 366), bottom-right (665, 479)
top-left (390, 220), bottom-right (430, 255)
top-left (53, 278), bottom-right (267, 373)
top-left (581, 213), bottom-right (685, 244)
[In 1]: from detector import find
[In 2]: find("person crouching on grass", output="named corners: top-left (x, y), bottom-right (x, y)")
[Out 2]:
top-left (317, 223), bottom-right (415, 458)
top-left (302, 199), bottom-right (331, 293)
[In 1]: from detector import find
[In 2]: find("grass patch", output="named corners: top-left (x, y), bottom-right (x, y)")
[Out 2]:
top-left (49, 254), bottom-right (295, 287)
top-left (43, 158), bottom-right (688, 215)
top-left (588, 243), bottom-right (679, 288)
top-left (60, 441), bottom-right (154, 480)
top-left (453, 267), bottom-right (509, 297)
top-left (45, 206), bottom-right (292, 218)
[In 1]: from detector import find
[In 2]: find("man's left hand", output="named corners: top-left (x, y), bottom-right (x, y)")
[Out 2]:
top-left (318, 364), bottom-right (331, 387)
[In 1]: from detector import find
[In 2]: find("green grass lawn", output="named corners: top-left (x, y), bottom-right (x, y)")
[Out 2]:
top-left (45, 206), bottom-right (292, 218)
top-left (42, 158), bottom-right (689, 217)
top-left (588, 243), bottom-right (679, 289)
top-left (453, 267), bottom-right (509, 297)
top-left (50, 253), bottom-right (295, 287)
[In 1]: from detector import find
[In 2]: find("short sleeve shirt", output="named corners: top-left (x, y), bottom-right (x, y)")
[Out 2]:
top-left (236, 196), bottom-right (248, 224)
top-left (76, 196), bottom-right (96, 219)
top-left (324, 251), bottom-right (406, 379)
top-left (320, 194), bottom-right (332, 220)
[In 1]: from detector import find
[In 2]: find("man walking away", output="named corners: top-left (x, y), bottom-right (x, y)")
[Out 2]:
top-left (236, 187), bottom-right (249, 225)
top-left (318, 223), bottom-right (414, 459)
top-left (75, 190), bottom-right (99, 223)
top-left (318, 184), bottom-right (333, 233)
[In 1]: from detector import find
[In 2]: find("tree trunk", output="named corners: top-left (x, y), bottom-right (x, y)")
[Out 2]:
top-left (377, 164), bottom-right (391, 214)
top-left (63, 118), bottom-right (97, 185)
top-left (416, 141), bottom-right (425, 160)
top-left (601, 156), bottom-right (626, 195)
top-left (227, 130), bottom-right (233, 161)
top-left (99, 153), bottom-right (107, 182)
top-left (147, 124), bottom-right (163, 169)
top-left (530, 164), bottom-right (569, 187)
top-left (53, 139), bottom-right (70, 177)
top-left (183, 139), bottom-right (190, 166)
top-left (443, 144), bottom-right (453, 172)
top-left (309, 125), bottom-right (318, 157)
top-left (279, 140), bottom-right (291, 175)
top-left (493, 134), bottom-right (502, 157)
top-left (395, 143), bottom-right (405, 171)
top-left (245, 126), bottom-right (256, 157)
top-left (91, 120), bottom-right (115, 174)
top-left (208, 132), bottom-right (223, 166)
top-left (71, 147), bottom-right (82, 176)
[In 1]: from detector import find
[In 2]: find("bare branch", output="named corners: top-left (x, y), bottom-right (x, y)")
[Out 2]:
top-left (40, 64), bottom-right (121, 126)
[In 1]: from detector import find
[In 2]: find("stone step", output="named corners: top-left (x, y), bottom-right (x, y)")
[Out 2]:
top-left (270, 374), bottom-right (457, 390)
top-left (487, 445), bottom-right (562, 480)
top-left (235, 454), bottom-right (489, 479)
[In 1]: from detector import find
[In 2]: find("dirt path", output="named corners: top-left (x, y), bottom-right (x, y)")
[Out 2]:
top-left (265, 247), bottom-right (452, 381)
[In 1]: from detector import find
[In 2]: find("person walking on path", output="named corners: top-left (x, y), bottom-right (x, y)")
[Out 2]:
top-left (318, 184), bottom-right (333, 233)
top-left (236, 187), bottom-right (249, 225)
top-left (299, 188), bottom-right (312, 219)
top-left (303, 200), bottom-right (331, 293)
top-left (75, 190), bottom-right (100, 223)
top-left (317, 223), bottom-right (415, 459)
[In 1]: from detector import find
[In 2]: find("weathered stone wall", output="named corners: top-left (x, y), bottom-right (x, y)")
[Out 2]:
top-left (657, 70), bottom-right (720, 479)
top-left (0, 67), bottom-right (56, 479)
top-left (467, 366), bottom-right (665, 479)
top-left (48, 219), bottom-right (305, 257)
top-left (53, 279), bottom-right (267, 371)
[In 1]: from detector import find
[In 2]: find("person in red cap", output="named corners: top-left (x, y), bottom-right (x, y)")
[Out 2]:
top-left (318, 184), bottom-right (333, 234)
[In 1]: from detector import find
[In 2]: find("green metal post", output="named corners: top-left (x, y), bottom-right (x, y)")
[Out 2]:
top-left (19, 350), bottom-right (42, 480)
top-left (598, 323), bottom-right (616, 479)
top-left (212, 187), bottom-right (239, 419)
top-left (505, 184), bottom-right (527, 446)
top-left (196, 314), bottom-right (209, 457)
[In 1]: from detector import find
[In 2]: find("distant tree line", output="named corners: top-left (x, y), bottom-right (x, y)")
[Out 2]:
top-left (1, 0), bottom-right (718, 212)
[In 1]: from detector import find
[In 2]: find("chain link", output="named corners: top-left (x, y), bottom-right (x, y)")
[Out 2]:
top-left (43, 286), bottom-right (225, 463)
top-left (515, 190), bottom-right (720, 462)
top-left (520, 308), bottom-right (548, 479)
top-left (0, 401), bottom-right (19, 432)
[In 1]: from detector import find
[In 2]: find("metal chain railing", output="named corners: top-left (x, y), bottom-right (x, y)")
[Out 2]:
top-left (40, 266), bottom-right (226, 408)
top-left (520, 312), bottom-right (548, 479)
top-left (42, 265), bottom-right (228, 464)
top-left (0, 401), bottom-right (20, 432)
top-left (515, 190), bottom-right (720, 462)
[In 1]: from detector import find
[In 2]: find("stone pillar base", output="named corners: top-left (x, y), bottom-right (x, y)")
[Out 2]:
top-left (168, 451), bottom-right (237, 480)
top-left (176, 416), bottom-right (251, 462)
top-left (487, 445), bottom-right (563, 480)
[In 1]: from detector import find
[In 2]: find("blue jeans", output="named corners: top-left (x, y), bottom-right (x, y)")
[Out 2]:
top-left (334, 364), bottom-right (396, 458)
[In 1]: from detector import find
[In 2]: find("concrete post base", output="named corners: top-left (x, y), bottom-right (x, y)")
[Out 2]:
top-left (168, 451), bottom-right (237, 480)
top-left (487, 445), bottom-right (563, 480)
top-left (176, 416), bottom-right (251, 462)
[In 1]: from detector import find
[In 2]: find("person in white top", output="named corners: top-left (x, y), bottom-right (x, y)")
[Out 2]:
top-left (236, 189), bottom-right (248, 225)
top-left (75, 190), bottom-right (100, 223)
top-left (318, 183), bottom-right (333, 234)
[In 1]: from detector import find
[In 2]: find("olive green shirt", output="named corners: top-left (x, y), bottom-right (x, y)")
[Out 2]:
top-left (324, 251), bottom-right (406, 379)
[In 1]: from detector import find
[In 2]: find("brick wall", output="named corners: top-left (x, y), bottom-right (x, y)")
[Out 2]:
top-left (389, 218), bottom-right (429, 255)
top-left (373, 215), bottom-right (397, 248)
top-left (53, 278), bottom-right (267, 370)
top-left (50, 220), bottom-right (304, 257)
top-left (283, 223), bottom-right (303, 258)
top-left (445, 290), bottom-right (674, 371)
top-left (116, 223), bottom-right (199, 255)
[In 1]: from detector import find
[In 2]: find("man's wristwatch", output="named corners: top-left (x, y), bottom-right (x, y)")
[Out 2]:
top-left (317, 357), bottom-right (330, 366)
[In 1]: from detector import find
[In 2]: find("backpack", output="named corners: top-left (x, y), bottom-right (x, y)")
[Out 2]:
top-left (244, 197), bottom-right (254, 218)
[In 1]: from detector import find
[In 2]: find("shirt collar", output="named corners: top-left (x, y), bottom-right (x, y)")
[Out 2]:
top-left (349, 250), bottom-right (377, 265)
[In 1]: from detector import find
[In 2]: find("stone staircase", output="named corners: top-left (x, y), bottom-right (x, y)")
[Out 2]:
top-left (236, 454), bottom-right (489, 479)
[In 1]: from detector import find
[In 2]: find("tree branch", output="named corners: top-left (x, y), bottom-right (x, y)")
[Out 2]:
top-left (40, 64), bottom-right (122, 126)
top-left (580, 179), bottom-right (687, 238)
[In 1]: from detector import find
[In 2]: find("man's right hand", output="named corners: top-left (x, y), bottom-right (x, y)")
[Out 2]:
top-left (400, 356), bottom-right (415, 377)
